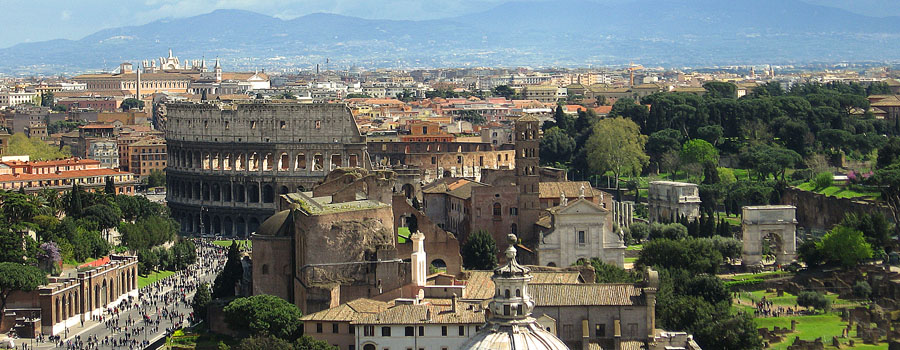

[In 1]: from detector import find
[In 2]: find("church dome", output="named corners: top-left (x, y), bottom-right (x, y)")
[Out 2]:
top-left (460, 235), bottom-right (572, 350)
top-left (255, 209), bottom-right (293, 236)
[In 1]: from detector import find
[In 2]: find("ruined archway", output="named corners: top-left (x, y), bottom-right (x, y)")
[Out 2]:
top-left (741, 206), bottom-right (798, 270)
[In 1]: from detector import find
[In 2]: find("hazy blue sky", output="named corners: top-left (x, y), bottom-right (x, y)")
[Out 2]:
top-left (0, 0), bottom-right (897, 49)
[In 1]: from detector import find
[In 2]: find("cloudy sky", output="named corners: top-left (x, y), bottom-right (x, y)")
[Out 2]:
top-left (0, 0), bottom-right (897, 49)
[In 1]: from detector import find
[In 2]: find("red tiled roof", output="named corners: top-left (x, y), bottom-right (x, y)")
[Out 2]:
top-left (78, 256), bottom-right (110, 268)
top-left (0, 168), bottom-right (131, 182)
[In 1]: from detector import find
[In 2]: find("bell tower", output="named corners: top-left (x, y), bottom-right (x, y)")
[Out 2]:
top-left (514, 116), bottom-right (541, 249)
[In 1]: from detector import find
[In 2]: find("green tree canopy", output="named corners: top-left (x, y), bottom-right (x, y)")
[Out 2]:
top-left (818, 225), bottom-right (873, 267)
top-left (121, 98), bottom-right (144, 111)
top-left (702, 81), bottom-right (737, 99)
top-left (575, 258), bottom-right (642, 283)
top-left (797, 291), bottom-right (830, 312)
top-left (192, 282), bottom-right (212, 321)
top-left (461, 230), bottom-right (498, 270)
top-left (224, 295), bottom-right (303, 340)
top-left (213, 240), bottom-right (244, 298)
top-left (0, 262), bottom-right (47, 313)
top-left (539, 127), bottom-right (575, 165)
top-left (680, 139), bottom-right (719, 167)
top-left (6, 133), bottom-right (71, 161)
top-left (586, 117), bottom-right (649, 191)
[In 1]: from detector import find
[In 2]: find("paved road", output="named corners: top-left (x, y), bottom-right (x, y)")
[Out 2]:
top-left (26, 241), bottom-right (226, 350)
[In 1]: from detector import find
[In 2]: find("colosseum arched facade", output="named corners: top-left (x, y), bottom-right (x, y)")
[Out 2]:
top-left (165, 102), bottom-right (369, 237)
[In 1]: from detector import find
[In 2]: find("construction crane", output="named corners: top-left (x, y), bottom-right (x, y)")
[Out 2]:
top-left (627, 62), bottom-right (644, 86)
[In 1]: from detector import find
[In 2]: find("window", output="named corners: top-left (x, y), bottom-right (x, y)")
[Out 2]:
top-left (503, 305), bottom-right (510, 316)
top-left (333, 323), bottom-right (339, 333)
top-left (418, 326), bottom-right (424, 336)
top-left (595, 324), bottom-right (605, 337)
top-left (364, 326), bottom-right (375, 337)
top-left (431, 156), bottom-right (436, 165)
top-left (509, 207), bottom-right (518, 215)
top-left (441, 326), bottom-right (447, 336)
top-left (493, 203), bottom-right (502, 217)
top-left (405, 326), bottom-right (414, 336)
top-left (316, 323), bottom-right (323, 333)
top-left (315, 120), bottom-right (322, 129)
top-left (381, 327), bottom-right (391, 337)
top-left (250, 121), bottom-right (257, 129)
top-left (458, 326), bottom-right (465, 336)
top-left (578, 230), bottom-right (586, 244)
top-left (280, 121), bottom-right (286, 129)
top-left (457, 156), bottom-right (462, 163)
top-left (351, 325), bottom-right (355, 334)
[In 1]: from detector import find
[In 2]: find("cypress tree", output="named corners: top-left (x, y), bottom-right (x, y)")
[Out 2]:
top-left (104, 176), bottom-right (116, 195)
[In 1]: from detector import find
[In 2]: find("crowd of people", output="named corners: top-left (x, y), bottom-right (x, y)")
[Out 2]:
top-left (42, 239), bottom-right (227, 350)
top-left (750, 296), bottom-right (802, 318)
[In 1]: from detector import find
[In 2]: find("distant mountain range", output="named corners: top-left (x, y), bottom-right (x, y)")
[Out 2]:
top-left (4, 0), bottom-right (900, 74)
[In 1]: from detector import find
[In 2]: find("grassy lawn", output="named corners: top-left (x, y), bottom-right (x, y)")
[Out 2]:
top-left (741, 290), bottom-right (859, 308)
top-left (755, 313), bottom-right (887, 350)
top-left (625, 257), bottom-right (638, 263)
top-left (212, 240), bottom-right (251, 249)
top-left (167, 325), bottom-right (237, 350)
top-left (626, 244), bottom-right (643, 251)
top-left (795, 182), bottom-right (880, 200)
top-left (729, 271), bottom-right (790, 281)
top-left (138, 270), bottom-right (175, 289)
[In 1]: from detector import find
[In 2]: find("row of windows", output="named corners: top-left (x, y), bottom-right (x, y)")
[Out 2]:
top-left (360, 325), bottom-right (467, 337)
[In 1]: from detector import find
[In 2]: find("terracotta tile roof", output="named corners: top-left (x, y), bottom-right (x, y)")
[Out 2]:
top-left (0, 168), bottom-right (132, 182)
top-left (462, 270), bottom-right (582, 300)
top-left (352, 303), bottom-right (485, 325)
top-left (529, 283), bottom-right (644, 306)
top-left (538, 181), bottom-right (601, 199)
top-left (593, 106), bottom-right (613, 115)
top-left (2, 158), bottom-right (100, 167)
top-left (421, 178), bottom-right (486, 200)
top-left (300, 298), bottom-right (389, 322)
top-left (620, 340), bottom-right (645, 350)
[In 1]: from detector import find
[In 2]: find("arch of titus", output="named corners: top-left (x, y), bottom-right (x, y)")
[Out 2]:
top-left (741, 205), bottom-right (798, 268)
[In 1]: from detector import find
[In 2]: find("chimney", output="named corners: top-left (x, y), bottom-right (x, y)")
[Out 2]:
top-left (451, 293), bottom-right (458, 314)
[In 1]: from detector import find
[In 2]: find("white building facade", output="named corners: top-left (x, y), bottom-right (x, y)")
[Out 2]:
top-left (538, 198), bottom-right (625, 268)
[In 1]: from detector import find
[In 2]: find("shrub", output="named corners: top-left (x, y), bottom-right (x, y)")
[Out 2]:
top-left (629, 222), bottom-right (649, 243)
top-left (813, 171), bottom-right (834, 190)
top-left (853, 281), bottom-right (872, 300)
top-left (797, 291), bottom-right (830, 312)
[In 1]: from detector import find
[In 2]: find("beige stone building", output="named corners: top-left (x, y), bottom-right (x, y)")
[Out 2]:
top-left (647, 181), bottom-right (701, 223)
top-left (537, 196), bottom-right (625, 268)
top-left (741, 205), bottom-right (798, 268)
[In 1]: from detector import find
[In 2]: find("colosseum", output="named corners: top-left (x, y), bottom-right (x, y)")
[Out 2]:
top-left (165, 102), bottom-right (369, 236)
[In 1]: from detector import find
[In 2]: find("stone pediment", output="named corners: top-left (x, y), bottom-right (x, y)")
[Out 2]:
top-left (554, 198), bottom-right (606, 215)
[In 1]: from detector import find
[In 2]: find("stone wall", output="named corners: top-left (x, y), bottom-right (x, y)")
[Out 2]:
top-left (780, 187), bottom-right (893, 230)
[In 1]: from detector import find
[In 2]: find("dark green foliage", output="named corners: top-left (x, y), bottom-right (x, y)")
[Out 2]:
top-left (813, 171), bottom-right (833, 190)
top-left (121, 98), bottom-right (144, 111)
top-left (853, 281), bottom-right (872, 300)
top-left (797, 238), bottom-right (826, 268)
top-left (539, 127), bottom-right (575, 165)
top-left (170, 239), bottom-right (197, 270)
top-left (119, 216), bottom-right (177, 251)
top-left (703, 82), bottom-right (737, 99)
top-left (224, 295), bottom-right (302, 340)
top-left (104, 176), bottom-right (115, 194)
top-left (648, 222), bottom-right (687, 240)
top-left (147, 169), bottom-right (166, 188)
top-left (67, 184), bottom-right (83, 217)
top-left (628, 222), bottom-right (649, 243)
top-left (116, 195), bottom-right (168, 222)
top-left (214, 241), bottom-right (244, 298)
top-left (192, 283), bottom-right (212, 320)
top-left (797, 291), bottom-right (830, 312)
top-left (82, 204), bottom-right (121, 231)
top-left (723, 181), bottom-right (779, 216)
top-left (0, 228), bottom-right (26, 263)
top-left (236, 335), bottom-right (292, 350)
top-left (137, 249), bottom-right (158, 275)
top-left (696, 125), bottom-right (724, 146)
top-left (877, 137), bottom-right (900, 169)
top-left (867, 82), bottom-right (892, 96)
top-left (491, 85), bottom-right (516, 99)
top-left (840, 212), bottom-right (893, 250)
top-left (553, 105), bottom-right (574, 132)
top-left (656, 268), bottom-right (762, 350)
top-left (638, 238), bottom-right (723, 274)
top-left (575, 258), bottom-right (642, 283)
top-left (740, 144), bottom-right (801, 182)
top-left (461, 230), bottom-right (498, 271)
top-left (293, 335), bottom-right (337, 350)
top-left (0, 262), bottom-right (47, 312)
top-left (819, 226), bottom-right (873, 267)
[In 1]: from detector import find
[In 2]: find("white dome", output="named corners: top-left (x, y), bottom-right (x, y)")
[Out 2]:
top-left (460, 321), bottom-right (570, 350)
top-left (460, 234), bottom-right (573, 350)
